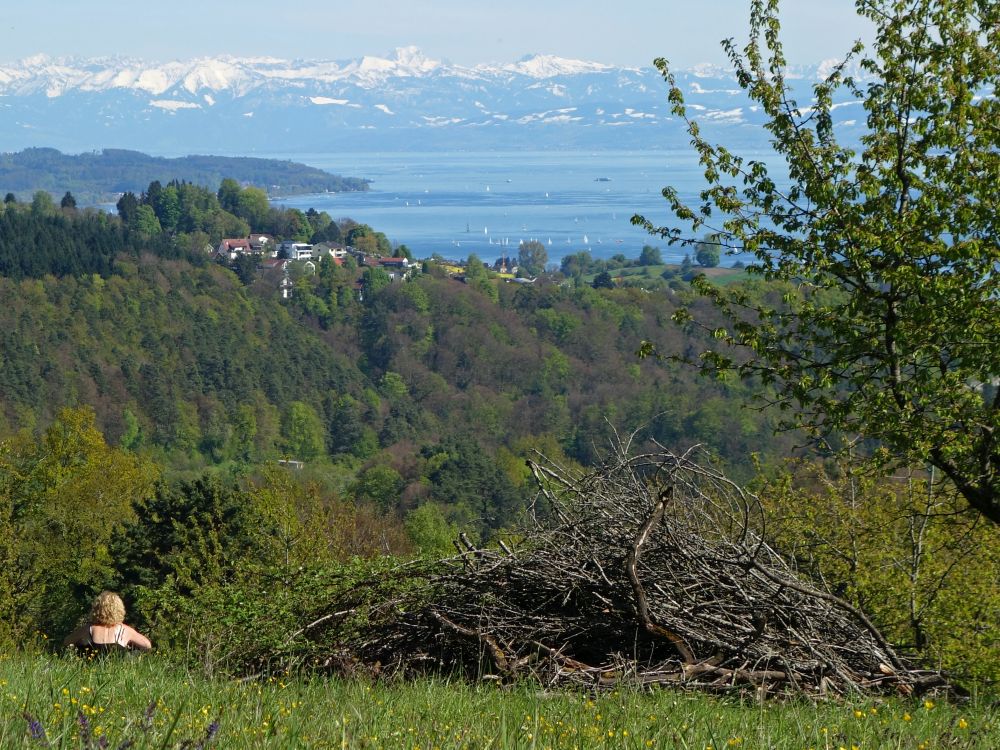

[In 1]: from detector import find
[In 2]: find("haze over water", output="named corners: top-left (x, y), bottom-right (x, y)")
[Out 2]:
top-left (272, 150), bottom-right (757, 266)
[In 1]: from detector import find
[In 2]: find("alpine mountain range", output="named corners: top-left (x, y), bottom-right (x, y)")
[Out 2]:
top-left (0, 47), bottom-right (864, 154)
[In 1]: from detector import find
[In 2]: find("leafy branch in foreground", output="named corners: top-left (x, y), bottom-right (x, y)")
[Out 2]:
top-left (633, 0), bottom-right (1000, 523)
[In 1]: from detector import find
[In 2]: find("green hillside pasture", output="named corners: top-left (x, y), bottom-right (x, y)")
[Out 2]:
top-left (1, 655), bottom-right (996, 749)
top-left (586, 265), bottom-right (749, 287)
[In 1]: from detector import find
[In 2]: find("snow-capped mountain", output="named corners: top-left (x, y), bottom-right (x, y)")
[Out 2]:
top-left (0, 48), bottom-right (865, 154)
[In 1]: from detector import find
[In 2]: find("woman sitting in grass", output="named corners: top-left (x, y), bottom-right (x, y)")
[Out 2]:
top-left (64, 591), bottom-right (152, 653)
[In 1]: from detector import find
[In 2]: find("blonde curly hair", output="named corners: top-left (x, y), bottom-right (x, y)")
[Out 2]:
top-left (89, 591), bottom-right (126, 626)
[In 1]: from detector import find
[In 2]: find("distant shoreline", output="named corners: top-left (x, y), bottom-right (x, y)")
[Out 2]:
top-left (0, 148), bottom-right (369, 204)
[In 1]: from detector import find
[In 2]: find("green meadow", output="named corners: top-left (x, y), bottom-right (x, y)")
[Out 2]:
top-left (2, 654), bottom-right (996, 749)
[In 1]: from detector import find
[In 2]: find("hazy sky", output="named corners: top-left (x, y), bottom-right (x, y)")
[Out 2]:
top-left (1, 1), bottom-right (873, 68)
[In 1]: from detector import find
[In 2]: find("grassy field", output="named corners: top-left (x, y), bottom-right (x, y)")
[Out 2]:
top-left (582, 265), bottom-right (750, 287)
top-left (1, 654), bottom-right (996, 749)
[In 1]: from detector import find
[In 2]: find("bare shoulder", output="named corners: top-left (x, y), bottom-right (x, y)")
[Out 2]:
top-left (63, 624), bottom-right (90, 647)
top-left (123, 624), bottom-right (152, 651)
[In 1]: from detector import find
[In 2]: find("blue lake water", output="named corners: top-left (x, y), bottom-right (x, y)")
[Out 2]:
top-left (269, 150), bottom-right (759, 266)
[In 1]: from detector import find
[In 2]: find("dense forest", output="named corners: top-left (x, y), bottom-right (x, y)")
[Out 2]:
top-left (0, 179), bottom-right (995, 688)
top-left (0, 175), bottom-right (372, 279)
top-left (0, 202), bottom-right (785, 518)
top-left (0, 147), bottom-right (368, 202)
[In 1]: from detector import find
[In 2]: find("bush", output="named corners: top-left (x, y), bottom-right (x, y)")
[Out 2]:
top-left (758, 462), bottom-right (1000, 685)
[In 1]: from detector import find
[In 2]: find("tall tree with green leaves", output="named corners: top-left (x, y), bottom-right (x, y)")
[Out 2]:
top-left (0, 407), bottom-right (158, 641)
top-left (638, 244), bottom-right (662, 266)
top-left (633, 0), bottom-right (1000, 523)
top-left (517, 240), bottom-right (548, 277)
top-left (694, 237), bottom-right (721, 268)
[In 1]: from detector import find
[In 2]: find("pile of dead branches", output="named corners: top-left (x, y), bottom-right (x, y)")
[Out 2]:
top-left (299, 442), bottom-right (947, 696)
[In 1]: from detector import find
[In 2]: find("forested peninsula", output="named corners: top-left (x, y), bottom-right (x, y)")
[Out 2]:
top-left (0, 147), bottom-right (368, 202)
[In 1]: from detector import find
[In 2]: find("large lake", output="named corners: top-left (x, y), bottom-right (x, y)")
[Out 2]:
top-left (270, 150), bottom-right (758, 266)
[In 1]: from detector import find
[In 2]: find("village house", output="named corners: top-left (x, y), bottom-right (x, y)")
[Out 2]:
top-left (379, 256), bottom-right (413, 282)
top-left (248, 233), bottom-right (275, 255)
top-left (313, 242), bottom-right (348, 260)
top-left (278, 240), bottom-right (314, 260)
top-left (379, 256), bottom-right (411, 269)
top-left (260, 257), bottom-right (290, 272)
top-left (216, 238), bottom-right (252, 260)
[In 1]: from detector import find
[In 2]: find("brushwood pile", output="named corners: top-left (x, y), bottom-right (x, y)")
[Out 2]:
top-left (294, 445), bottom-right (947, 696)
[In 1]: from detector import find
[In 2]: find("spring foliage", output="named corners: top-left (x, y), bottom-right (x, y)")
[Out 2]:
top-left (635, 0), bottom-right (1000, 523)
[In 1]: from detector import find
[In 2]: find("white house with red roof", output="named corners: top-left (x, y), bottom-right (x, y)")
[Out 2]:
top-left (216, 238), bottom-right (252, 260)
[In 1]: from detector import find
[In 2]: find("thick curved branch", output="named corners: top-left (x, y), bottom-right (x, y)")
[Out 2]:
top-left (626, 487), bottom-right (697, 664)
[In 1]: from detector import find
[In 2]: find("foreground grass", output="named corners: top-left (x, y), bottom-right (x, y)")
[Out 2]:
top-left (0, 655), bottom-right (996, 749)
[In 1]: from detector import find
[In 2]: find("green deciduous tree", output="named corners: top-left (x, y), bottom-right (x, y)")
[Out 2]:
top-left (561, 250), bottom-right (593, 280)
top-left (759, 460), bottom-right (1000, 684)
top-left (694, 237), bottom-right (721, 268)
top-left (282, 401), bottom-right (325, 460)
top-left (30, 191), bottom-right (54, 215)
top-left (638, 244), bottom-right (662, 266)
top-left (592, 270), bottom-right (615, 289)
top-left (155, 184), bottom-right (181, 233)
top-left (635, 0), bottom-right (1000, 523)
top-left (236, 186), bottom-right (269, 230)
top-left (517, 240), bottom-right (548, 277)
top-left (351, 465), bottom-right (405, 509)
top-left (362, 266), bottom-right (391, 298)
top-left (0, 407), bottom-right (158, 642)
top-left (404, 502), bottom-right (459, 557)
top-left (217, 178), bottom-right (242, 214)
top-left (132, 204), bottom-right (162, 239)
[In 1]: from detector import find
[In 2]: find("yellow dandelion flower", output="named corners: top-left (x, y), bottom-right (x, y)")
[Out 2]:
top-left (903, 713), bottom-right (912, 722)
top-left (854, 710), bottom-right (864, 718)
top-left (923, 700), bottom-right (934, 710)
top-left (958, 717), bottom-right (969, 729)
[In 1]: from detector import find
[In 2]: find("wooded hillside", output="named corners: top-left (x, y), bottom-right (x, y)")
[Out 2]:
top-left (0, 148), bottom-right (368, 202)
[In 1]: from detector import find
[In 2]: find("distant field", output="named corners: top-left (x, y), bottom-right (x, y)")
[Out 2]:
top-left (2, 654), bottom-right (996, 749)
top-left (585, 264), bottom-right (750, 286)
